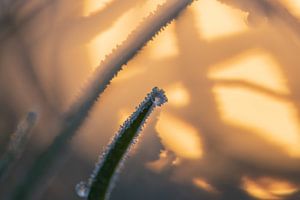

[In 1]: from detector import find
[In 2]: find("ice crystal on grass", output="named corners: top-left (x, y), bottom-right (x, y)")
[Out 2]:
top-left (75, 181), bottom-right (89, 198)
top-left (76, 87), bottom-right (167, 200)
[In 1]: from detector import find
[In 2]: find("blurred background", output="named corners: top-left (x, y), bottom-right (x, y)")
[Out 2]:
top-left (1, 0), bottom-right (300, 199)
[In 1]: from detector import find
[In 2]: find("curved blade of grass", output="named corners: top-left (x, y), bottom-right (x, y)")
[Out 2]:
top-left (0, 111), bottom-right (38, 181)
top-left (75, 87), bottom-right (167, 200)
top-left (66, 0), bottom-right (193, 122)
top-left (12, 1), bottom-right (193, 199)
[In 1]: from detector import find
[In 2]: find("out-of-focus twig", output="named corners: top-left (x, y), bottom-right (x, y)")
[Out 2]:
top-left (0, 111), bottom-right (38, 181)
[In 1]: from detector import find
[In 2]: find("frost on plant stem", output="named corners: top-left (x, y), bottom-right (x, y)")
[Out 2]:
top-left (12, 1), bottom-right (193, 199)
top-left (0, 111), bottom-right (38, 180)
top-left (76, 87), bottom-right (167, 200)
top-left (67, 0), bottom-right (193, 122)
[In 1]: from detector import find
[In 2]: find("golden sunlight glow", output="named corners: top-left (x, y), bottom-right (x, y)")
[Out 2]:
top-left (155, 112), bottom-right (203, 159)
top-left (118, 109), bottom-right (131, 125)
top-left (114, 66), bottom-right (146, 83)
top-left (280, 0), bottom-right (300, 17)
top-left (84, 0), bottom-right (165, 16)
top-left (213, 85), bottom-right (300, 157)
top-left (193, 178), bottom-right (217, 193)
top-left (84, 1), bottom-right (157, 68)
top-left (242, 176), bottom-right (298, 200)
top-left (208, 49), bottom-right (290, 94)
top-left (192, 0), bottom-right (248, 40)
top-left (146, 150), bottom-right (176, 173)
top-left (165, 82), bottom-right (190, 107)
top-left (209, 48), bottom-right (300, 157)
top-left (87, 11), bottom-right (139, 68)
top-left (84, 0), bottom-right (112, 16)
top-left (148, 22), bottom-right (179, 59)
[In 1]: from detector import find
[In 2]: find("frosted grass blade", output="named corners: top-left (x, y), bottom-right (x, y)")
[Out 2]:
top-left (13, 0), bottom-right (193, 199)
top-left (76, 87), bottom-right (167, 200)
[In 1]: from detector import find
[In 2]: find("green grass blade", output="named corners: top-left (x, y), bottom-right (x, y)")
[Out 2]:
top-left (12, 1), bottom-right (193, 199)
top-left (76, 87), bottom-right (167, 200)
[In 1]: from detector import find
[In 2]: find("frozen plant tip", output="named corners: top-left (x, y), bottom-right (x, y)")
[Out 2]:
top-left (76, 87), bottom-right (167, 200)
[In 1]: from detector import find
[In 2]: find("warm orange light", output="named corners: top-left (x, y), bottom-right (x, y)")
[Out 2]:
top-left (165, 82), bottom-right (190, 107)
top-left (242, 176), bottom-right (298, 199)
top-left (155, 112), bottom-right (203, 159)
top-left (279, 0), bottom-right (300, 17)
top-left (208, 49), bottom-right (290, 94)
top-left (192, 0), bottom-right (248, 40)
top-left (193, 178), bottom-right (218, 193)
top-left (146, 150), bottom-right (177, 173)
top-left (118, 109), bottom-right (131, 125)
top-left (213, 85), bottom-right (300, 157)
top-left (84, 0), bottom-right (160, 68)
top-left (209, 49), bottom-right (300, 157)
top-left (114, 66), bottom-right (146, 83)
top-left (84, 0), bottom-right (112, 16)
top-left (148, 22), bottom-right (179, 59)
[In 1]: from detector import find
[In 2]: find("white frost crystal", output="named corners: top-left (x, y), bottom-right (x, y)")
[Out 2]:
top-left (75, 181), bottom-right (89, 198)
top-left (151, 87), bottom-right (168, 106)
top-left (75, 87), bottom-right (167, 198)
